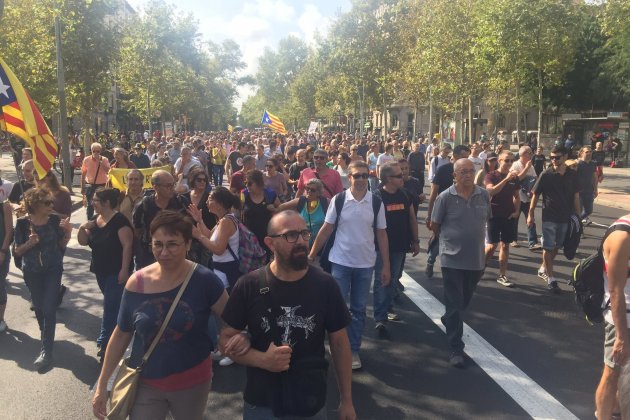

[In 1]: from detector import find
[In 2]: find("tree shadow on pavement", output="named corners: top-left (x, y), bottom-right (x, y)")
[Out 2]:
top-left (0, 328), bottom-right (99, 385)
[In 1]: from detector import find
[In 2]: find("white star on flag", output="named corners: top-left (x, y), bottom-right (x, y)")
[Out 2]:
top-left (0, 76), bottom-right (10, 99)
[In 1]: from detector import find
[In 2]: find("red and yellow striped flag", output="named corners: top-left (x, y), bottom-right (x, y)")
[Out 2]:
top-left (261, 110), bottom-right (288, 135)
top-left (0, 57), bottom-right (58, 178)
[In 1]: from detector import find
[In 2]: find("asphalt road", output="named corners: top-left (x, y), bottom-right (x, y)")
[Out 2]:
top-left (0, 191), bottom-right (626, 420)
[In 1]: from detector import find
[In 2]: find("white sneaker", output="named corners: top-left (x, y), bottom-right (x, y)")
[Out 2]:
top-left (351, 353), bottom-right (362, 370)
top-left (219, 357), bottom-right (234, 367)
top-left (210, 350), bottom-right (223, 361)
top-left (0, 320), bottom-right (7, 332)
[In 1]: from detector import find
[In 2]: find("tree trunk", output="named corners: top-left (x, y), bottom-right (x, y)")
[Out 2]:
top-left (515, 80), bottom-right (521, 144)
top-left (428, 87), bottom-right (433, 140)
top-left (537, 69), bottom-right (543, 142)
top-left (468, 96), bottom-right (473, 144)
top-left (413, 101), bottom-right (418, 141)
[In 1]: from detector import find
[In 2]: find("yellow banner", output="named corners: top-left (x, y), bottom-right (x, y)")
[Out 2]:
top-left (108, 166), bottom-right (171, 192)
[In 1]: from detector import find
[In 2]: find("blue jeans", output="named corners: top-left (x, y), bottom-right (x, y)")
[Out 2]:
top-left (427, 237), bottom-right (439, 265)
top-left (331, 263), bottom-right (373, 353)
top-left (519, 201), bottom-right (538, 246)
top-left (440, 267), bottom-right (483, 352)
top-left (24, 267), bottom-right (63, 353)
top-left (373, 250), bottom-right (406, 322)
top-left (0, 250), bottom-right (11, 305)
top-left (212, 165), bottom-right (225, 187)
top-left (95, 272), bottom-right (124, 349)
top-left (243, 402), bottom-right (327, 420)
top-left (580, 191), bottom-right (594, 220)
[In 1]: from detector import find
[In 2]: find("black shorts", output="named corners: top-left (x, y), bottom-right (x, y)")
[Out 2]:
top-left (487, 217), bottom-right (517, 244)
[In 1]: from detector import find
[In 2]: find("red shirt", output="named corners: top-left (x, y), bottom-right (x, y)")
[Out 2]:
top-left (297, 167), bottom-right (343, 199)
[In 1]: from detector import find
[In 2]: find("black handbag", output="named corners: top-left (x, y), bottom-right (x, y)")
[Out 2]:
top-left (256, 268), bottom-right (328, 417)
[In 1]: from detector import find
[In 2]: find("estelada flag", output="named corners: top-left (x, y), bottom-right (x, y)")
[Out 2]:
top-left (261, 110), bottom-right (288, 135)
top-left (0, 57), bottom-right (58, 178)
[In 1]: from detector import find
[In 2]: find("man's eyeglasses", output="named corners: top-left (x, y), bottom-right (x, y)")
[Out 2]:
top-left (313, 155), bottom-right (326, 160)
top-left (350, 173), bottom-right (369, 179)
top-left (269, 229), bottom-right (312, 243)
top-left (502, 159), bottom-right (514, 163)
top-left (550, 155), bottom-right (562, 160)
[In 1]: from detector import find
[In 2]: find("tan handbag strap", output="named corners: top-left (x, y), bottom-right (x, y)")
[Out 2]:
top-left (139, 262), bottom-right (197, 368)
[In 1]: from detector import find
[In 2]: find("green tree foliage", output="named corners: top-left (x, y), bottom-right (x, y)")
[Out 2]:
top-left (601, 0), bottom-right (630, 101)
top-left (0, 0), bottom-right (119, 126)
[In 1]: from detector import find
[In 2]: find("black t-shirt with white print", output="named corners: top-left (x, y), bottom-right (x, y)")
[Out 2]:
top-left (221, 265), bottom-right (350, 407)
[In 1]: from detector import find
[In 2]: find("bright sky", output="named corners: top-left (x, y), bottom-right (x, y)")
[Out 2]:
top-left (126, 0), bottom-right (352, 109)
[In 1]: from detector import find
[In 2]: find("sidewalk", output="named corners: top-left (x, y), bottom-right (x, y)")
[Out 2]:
top-left (594, 167), bottom-right (630, 211)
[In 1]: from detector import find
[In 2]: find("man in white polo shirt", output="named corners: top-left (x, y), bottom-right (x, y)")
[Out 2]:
top-left (309, 160), bottom-right (390, 371)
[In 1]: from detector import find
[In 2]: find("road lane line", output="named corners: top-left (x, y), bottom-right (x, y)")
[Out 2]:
top-left (400, 271), bottom-right (579, 420)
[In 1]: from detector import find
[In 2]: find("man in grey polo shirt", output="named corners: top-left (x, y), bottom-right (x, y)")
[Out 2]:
top-left (431, 159), bottom-right (491, 368)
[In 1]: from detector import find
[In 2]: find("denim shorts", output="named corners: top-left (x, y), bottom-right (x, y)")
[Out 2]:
top-left (541, 221), bottom-right (568, 250)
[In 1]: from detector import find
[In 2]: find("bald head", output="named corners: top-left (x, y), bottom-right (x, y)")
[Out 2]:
top-left (151, 169), bottom-right (174, 185)
top-left (267, 210), bottom-right (305, 236)
top-left (453, 158), bottom-right (474, 172)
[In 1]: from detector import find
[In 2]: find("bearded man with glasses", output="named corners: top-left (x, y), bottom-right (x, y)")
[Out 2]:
top-left (221, 210), bottom-right (356, 420)
top-left (528, 146), bottom-right (580, 292)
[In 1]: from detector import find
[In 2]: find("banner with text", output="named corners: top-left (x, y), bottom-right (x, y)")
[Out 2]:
top-left (108, 165), bottom-right (171, 192)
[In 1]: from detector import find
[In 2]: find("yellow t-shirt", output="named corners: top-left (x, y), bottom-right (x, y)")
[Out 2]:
top-left (212, 147), bottom-right (226, 165)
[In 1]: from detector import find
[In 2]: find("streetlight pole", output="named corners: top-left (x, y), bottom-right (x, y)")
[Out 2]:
top-left (55, 16), bottom-right (72, 191)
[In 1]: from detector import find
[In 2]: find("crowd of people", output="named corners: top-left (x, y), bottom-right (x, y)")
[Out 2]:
top-left (0, 127), bottom-right (628, 420)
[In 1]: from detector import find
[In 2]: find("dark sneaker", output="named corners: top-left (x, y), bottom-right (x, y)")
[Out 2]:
top-left (496, 275), bottom-right (514, 288)
top-left (33, 350), bottom-right (53, 371)
top-left (449, 352), bottom-right (466, 369)
top-left (425, 264), bottom-right (434, 278)
top-left (547, 281), bottom-right (560, 293)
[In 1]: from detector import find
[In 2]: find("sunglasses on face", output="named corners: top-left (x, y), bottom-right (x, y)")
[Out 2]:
top-left (550, 155), bottom-right (562, 160)
top-left (350, 173), bottom-right (369, 179)
top-left (502, 159), bottom-right (514, 163)
top-left (389, 174), bottom-right (403, 179)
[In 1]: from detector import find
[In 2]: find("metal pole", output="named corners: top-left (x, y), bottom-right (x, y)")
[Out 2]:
top-left (55, 16), bottom-right (72, 191)
top-left (146, 81), bottom-right (151, 135)
top-left (428, 86), bottom-right (433, 140)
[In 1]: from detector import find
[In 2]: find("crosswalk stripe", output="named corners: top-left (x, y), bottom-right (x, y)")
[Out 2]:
top-left (400, 271), bottom-right (579, 420)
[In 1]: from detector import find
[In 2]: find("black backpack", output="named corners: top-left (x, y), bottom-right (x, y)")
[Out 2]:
top-left (572, 223), bottom-right (630, 324)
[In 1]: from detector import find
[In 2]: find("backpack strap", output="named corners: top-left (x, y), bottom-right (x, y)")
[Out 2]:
top-left (296, 196), bottom-right (307, 213)
top-left (599, 223), bottom-right (630, 253)
top-left (333, 191), bottom-right (346, 227)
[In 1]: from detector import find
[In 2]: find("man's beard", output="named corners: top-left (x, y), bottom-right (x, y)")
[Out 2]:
top-left (277, 244), bottom-right (309, 270)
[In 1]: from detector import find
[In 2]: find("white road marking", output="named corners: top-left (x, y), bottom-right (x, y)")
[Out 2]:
top-left (400, 271), bottom-right (579, 420)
